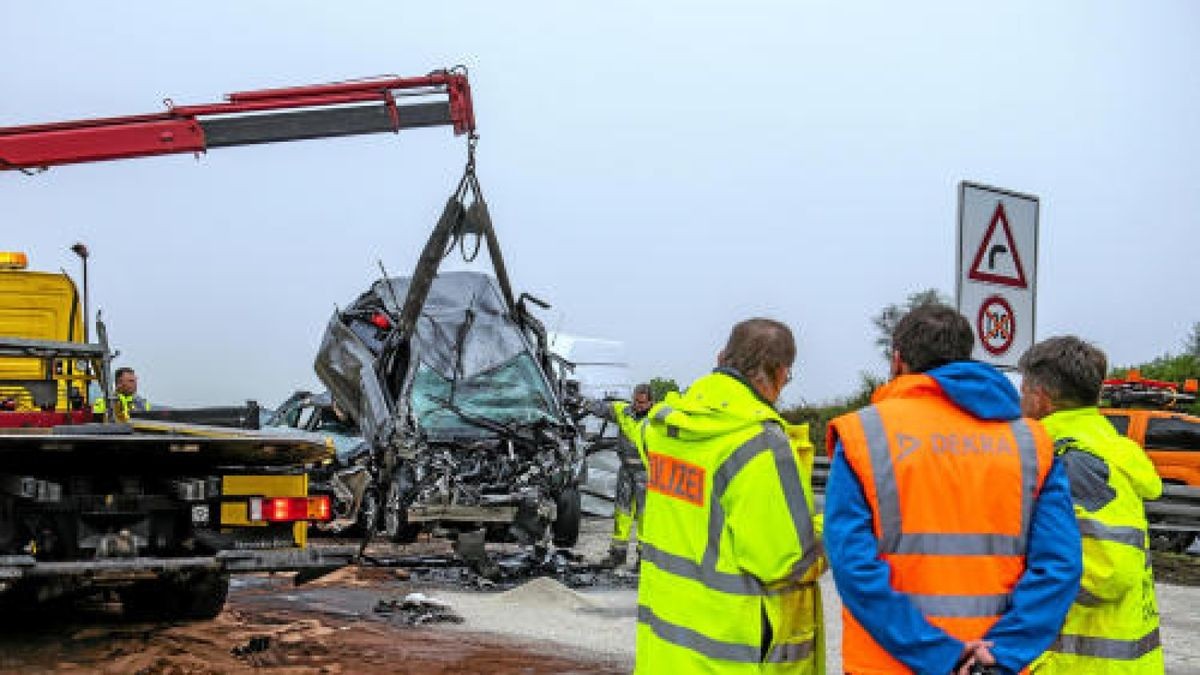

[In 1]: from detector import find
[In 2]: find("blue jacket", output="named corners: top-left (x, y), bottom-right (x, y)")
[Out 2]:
top-left (825, 361), bottom-right (1082, 674)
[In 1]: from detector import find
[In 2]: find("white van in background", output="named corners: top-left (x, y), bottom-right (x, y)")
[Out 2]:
top-left (549, 333), bottom-right (632, 517)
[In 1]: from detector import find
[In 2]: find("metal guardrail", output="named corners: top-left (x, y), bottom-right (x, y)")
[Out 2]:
top-left (809, 456), bottom-right (1200, 535)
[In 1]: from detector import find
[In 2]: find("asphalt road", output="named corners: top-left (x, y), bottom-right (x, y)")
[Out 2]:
top-left (1, 517), bottom-right (1197, 673)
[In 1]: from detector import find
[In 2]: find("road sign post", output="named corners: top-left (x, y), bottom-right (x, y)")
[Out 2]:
top-left (957, 182), bottom-right (1039, 369)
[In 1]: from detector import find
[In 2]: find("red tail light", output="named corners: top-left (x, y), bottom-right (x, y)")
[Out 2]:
top-left (252, 496), bottom-right (332, 522)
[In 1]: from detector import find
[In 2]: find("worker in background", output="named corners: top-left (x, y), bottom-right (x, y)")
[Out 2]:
top-left (825, 304), bottom-right (1081, 674)
top-left (588, 383), bottom-right (655, 568)
top-left (1020, 336), bottom-right (1164, 673)
top-left (636, 318), bottom-right (824, 673)
top-left (93, 366), bottom-right (150, 421)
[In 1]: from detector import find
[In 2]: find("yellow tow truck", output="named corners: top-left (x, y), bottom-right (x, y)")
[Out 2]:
top-left (0, 251), bottom-right (353, 618)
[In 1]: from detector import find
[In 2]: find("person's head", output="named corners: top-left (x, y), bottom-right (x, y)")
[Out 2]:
top-left (1017, 336), bottom-right (1107, 419)
top-left (891, 304), bottom-right (974, 377)
top-left (114, 367), bottom-right (138, 396)
top-left (717, 318), bottom-right (795, 404)
top-left (631, 383), bottom-right (654, 415)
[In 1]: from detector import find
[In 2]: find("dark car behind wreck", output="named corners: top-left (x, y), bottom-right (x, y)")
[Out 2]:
top-left (315, 271), bottom-right (585, 548)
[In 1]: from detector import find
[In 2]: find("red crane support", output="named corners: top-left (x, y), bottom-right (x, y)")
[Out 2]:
top-left (0, 70), bottom-right (475, 171)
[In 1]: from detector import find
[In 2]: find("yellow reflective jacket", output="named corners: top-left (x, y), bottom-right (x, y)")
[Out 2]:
top-left (1032, 407), bottom-right (1164, 674)
top-left (93, 392), bottom-right (150, 421)
top-left (634, 370), bottom-right (825, 674)
top-left (612, 400), bottom-right (648, 464)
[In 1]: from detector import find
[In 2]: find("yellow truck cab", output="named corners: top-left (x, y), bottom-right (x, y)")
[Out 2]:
top-left (0, 251), bottom-right (89, 413)
top-left (0, 251), bottom-right (351, 619)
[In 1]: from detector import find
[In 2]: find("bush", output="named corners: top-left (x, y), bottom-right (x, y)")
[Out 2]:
top-left (781, 371), bottom-right (882, 453)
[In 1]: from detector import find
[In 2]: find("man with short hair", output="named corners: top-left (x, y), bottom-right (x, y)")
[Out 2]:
top-left (825, 304), bottom-right (1081, 674)
top-left (589, 382), bottom-right (655, 567)
top-left (635, 318), bottom-right (824, 673)
top-left (1020, 336), bottom-right (1164, 673)
top-left (93, 366), bottom-right (150, 421)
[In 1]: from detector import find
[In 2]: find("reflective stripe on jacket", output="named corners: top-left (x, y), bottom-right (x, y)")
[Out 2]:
top-left (634, 370), bottom-right (825, 674)
top-left (1032, 407), bottom-right (1164, 674)
top-left (828, 373), bottom-right (1054, 674)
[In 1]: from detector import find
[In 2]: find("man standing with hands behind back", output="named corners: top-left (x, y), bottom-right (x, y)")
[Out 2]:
top-left (825, 304), bottom-right (1081, 674)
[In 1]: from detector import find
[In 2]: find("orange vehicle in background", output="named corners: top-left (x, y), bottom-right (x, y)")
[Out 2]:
top-left (1101, 372), bottom-right (1199, 551)
top-left (1101, 371), bottom-right (1200, 487)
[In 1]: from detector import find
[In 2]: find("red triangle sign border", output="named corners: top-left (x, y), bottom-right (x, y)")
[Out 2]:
top-left (968, 202), bottom-right (1028, 289)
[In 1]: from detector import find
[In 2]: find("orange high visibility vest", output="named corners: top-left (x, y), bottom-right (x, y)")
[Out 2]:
top-left (829, 375), bottom-right (1054, 674)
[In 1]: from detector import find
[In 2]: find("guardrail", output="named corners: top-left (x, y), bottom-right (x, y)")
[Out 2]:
top-left (809, 456), bottom-right (1200, 541)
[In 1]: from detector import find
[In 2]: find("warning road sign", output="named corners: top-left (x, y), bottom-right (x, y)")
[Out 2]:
top-left (957, 182), bottom-right (1038, 369)
top-left (968, 203), bottom-right (1028, 289)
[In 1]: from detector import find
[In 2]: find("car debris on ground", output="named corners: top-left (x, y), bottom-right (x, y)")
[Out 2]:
top-left (374, 592), bottom-right (463, 626)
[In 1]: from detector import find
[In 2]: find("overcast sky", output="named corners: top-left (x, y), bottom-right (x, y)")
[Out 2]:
top-left (3, 2), bottom-right (1197, 408)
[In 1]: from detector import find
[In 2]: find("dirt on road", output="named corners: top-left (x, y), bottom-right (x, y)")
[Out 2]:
top-left (0, 589), bottom-right (619, 675)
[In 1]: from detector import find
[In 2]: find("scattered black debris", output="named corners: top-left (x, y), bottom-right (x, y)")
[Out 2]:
top-left (231, 635), bottom-right (271, 657)
top-left (374, 592), bottom-right (464, 626)
top-left (372, 543), bottom-right (637, 591)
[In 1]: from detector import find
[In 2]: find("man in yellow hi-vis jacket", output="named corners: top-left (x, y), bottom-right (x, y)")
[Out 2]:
top-left (1021, 336), bottom-right (1164, 674)
top-left (588, 383), bottom-right (655, 567)
top-left (93, 366), bottom-right (150, 422)
top-left (635, 318), bottom-right (825, 673)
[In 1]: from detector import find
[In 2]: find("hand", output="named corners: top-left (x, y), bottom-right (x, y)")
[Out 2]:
top-left (954, 640), bottom-right (995, 675)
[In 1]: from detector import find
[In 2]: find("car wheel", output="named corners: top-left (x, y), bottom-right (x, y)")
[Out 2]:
top-left (552, 486), bottom-right (582, 548)
top-left (384, 476), bottom-right (419, 544)
top-left (357, 487), bottom-right (380, 536)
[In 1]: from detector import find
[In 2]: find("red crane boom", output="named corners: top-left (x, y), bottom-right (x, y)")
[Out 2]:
top-left (0, 70), bottom-right (475, 171)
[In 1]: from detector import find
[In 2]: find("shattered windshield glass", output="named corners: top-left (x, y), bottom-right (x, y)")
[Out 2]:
top-left (410, 354), bottom-right (559, 436)
top-left (316, 271), bottom-right (565, 445)
top-left (404, 273), bottom-right (562, 438)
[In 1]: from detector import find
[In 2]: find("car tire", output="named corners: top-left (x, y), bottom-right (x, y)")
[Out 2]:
top-left (552, 486), bottom-right (582, 548)
top-left (357, 487), bottom-right (381, 536)
top-left (384, 476), bottom-right (419, 544)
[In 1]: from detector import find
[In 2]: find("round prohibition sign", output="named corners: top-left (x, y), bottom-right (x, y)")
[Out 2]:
top-left (977, 295), bottom-right (1016, 356)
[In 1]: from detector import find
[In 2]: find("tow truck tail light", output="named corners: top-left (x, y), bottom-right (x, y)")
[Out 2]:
top-left (248, 496), bottom-right (331, 522)
top-left (308, 495), bottom-right (331, 521)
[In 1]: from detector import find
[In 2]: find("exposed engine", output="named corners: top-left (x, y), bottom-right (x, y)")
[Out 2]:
top-left (405, 435), bottom-right (572, 507)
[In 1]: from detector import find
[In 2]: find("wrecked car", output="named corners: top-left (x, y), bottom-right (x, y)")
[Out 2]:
top-left (315, 270), bottom-right (585, 548)
top-left (266, 391), bottom-right (379, 535)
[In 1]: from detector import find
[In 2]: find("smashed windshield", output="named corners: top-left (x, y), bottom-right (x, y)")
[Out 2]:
top-left (404, 272), bottom-right (561, 437)
top-left (410, 354), bottom-right (559, 436)
top-left (316, 271), bottom-right (564, 444)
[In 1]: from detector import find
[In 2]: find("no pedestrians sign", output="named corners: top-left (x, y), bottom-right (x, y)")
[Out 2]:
top-left (956, 182), bottom-right (1039, 369)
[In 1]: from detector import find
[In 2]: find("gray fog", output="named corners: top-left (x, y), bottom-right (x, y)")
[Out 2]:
top-left (4, 1), bottom-right (1197, 408)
